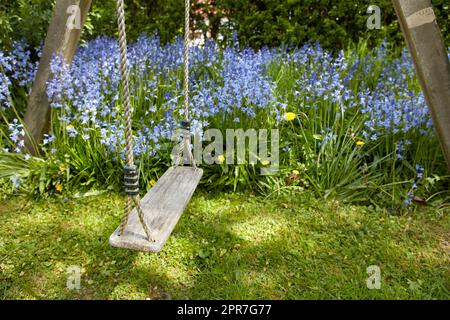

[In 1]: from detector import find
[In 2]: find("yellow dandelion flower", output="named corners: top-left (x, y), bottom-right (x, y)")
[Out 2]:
top-left (59, 164), bottom-right (66, 173)
top-left (356, 140), bottom-right (365, 147)
top-left (217, 155), bottom-right (225, 163)
top-left (292, 170), bottom-right (300, 175)
top-left (55, 182), bottom-right (63, 193)
top-left (149, 179), bottom-right (157, 187)
top-left (283, 112), bottom-right (296, 121)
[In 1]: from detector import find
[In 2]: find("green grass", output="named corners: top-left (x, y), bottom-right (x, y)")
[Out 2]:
top-left (0, 191), bottom-right (448, 300)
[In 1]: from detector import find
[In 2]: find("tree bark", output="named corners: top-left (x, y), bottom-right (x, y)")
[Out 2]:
top-left (393, 0), bottom-right (450, 171)
top-left (23, 0), bottom-right (92, 155)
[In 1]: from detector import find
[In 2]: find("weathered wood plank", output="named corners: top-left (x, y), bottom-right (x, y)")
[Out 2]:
top-left (393, 0), bottom-right (450, 171)
top-left (109, 166), bottom-right (203, 252)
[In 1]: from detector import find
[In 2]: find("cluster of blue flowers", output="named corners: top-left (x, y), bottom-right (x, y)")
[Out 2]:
top-left (8, 118), bottom-right (25, 153)
top-left (283, 42), bottom-right (434, 143)
top-left (357, 48), bottom-right (433, 141)
top-left (404, 164), bottom-right (426, 207)
top-left (43, 35), bottom-right (280, 157)
top-left (0, 41), bottom-right (38, 110)
top-left (293, 43), bottom-right (353, 108)
top-left (0, 34), bottom-right (444, 161)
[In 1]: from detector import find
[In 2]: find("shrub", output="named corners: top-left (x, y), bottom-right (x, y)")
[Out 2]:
top-left (0, 0), bottom-right (54, 50)
top-left (215, 0), bottom-right (450, 50)
top-left (1, 1), bottom-right (449, 52)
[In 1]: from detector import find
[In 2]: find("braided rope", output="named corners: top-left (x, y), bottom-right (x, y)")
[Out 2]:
top-left (175, 0), bottom-right (197, 168)
top-left (119, 196), bottom-right (132, 234)
top-left (174, 128), bottom-right (197, 167)
top-left (116, 0), bottom-right (154, 242)
top-left (116, 0), bottom-right (133, 169)
top-left (183, 0), bottom-right (190, 122)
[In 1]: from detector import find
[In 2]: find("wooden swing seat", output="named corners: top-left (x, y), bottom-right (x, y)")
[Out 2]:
top-left (109, 166), bottom-right (203, 252)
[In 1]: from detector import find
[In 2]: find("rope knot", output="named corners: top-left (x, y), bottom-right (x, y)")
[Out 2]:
top-left (181, 120), bottom-right (191, 130)
top-left (124, 165), bottom-right (139, 196)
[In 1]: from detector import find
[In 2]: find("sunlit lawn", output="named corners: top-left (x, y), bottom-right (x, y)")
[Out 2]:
top-left (0, 191), bottom-right (448, 299)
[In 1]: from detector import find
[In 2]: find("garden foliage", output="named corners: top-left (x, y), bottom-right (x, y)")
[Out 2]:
top-left (1, 1), bottom-right (449, 51)
top-left (0, 34), bottom-right (448, 211)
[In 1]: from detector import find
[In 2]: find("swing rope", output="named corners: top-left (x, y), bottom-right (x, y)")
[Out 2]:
top-left (183, 0), bottom-right (191, 124)
top-left (116, 0), bottom-right (154, 242)
top-left (116, 0), bottom-right (196, 241)
top-left (175, 0), bottom-right (196, 168)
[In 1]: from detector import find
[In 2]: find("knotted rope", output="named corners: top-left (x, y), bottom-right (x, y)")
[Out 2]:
top-left (116, 0), bottom-right (154, 242)
top-left (116, 0), bottom-right (196, 241)
top-left (175, 0), bottom-right (196, 168)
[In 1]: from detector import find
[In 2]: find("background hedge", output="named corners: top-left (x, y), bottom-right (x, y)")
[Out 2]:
top-left (215, 0), bottom-right (450, 49)
top-left (0, 0), bottom-right (449, 51)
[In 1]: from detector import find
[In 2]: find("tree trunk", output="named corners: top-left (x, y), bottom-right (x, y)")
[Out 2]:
top-left (393, 0), bottom-right (450, 171)
top-left (23, 0), bottom-right (92, 155)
